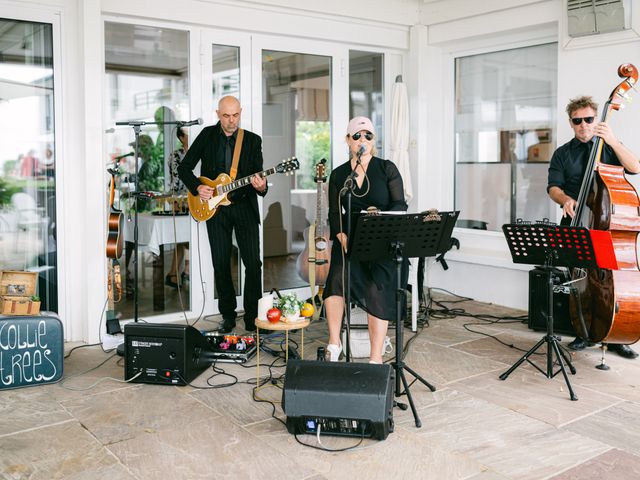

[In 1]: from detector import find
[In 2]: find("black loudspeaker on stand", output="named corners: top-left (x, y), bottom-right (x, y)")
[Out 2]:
top-left (282, 360), bottom-right (395, 440)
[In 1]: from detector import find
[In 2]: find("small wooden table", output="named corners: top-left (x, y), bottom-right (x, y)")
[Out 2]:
top-left (255, 318), bottom-right (310, 401)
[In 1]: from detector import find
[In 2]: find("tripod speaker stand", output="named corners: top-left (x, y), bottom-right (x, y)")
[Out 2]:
top-left (499, 222), bottom-right (615, 401)
top-left (348, 209), bottom-right (459, 427)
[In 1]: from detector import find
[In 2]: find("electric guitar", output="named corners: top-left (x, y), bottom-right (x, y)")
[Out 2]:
top-left (296, 159), bottom-right (332, 285)
top-left (187, 157), bottom-right (299, 222)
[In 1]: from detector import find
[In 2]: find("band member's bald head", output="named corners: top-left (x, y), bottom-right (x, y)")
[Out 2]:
top-left (217, 96), bottom-right (242, 136)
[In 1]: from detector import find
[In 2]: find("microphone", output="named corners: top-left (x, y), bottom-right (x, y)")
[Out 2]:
top-left (177, 118), bottom-right (203, 127)
top-left (356, 144), bottom-right (366, 163)
top-left (114, 152), bottom-right (134, 160)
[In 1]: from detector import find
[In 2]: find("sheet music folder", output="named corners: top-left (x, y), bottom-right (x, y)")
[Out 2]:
top-left (348, 210), bottom-right (459, 261)
top-left (502, 222), bottom-right (618, 270)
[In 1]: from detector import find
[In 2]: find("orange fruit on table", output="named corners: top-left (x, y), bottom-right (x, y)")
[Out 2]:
top-left (301, 302), bottom-right (314, 317)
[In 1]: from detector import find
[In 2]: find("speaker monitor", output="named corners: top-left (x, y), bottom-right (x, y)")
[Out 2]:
top-left (124, 323), bottom-right (211, 385)
top-left (528, 267), bottom-right (576, 336)
top-left (282, 360), bottom-right (395, 440)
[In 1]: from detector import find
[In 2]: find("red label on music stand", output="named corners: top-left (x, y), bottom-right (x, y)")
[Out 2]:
top-left (590, 229), bottom-right (619, 270)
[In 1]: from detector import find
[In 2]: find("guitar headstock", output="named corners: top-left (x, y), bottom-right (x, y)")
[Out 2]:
top-left (276, 157), bottom-right (300, 175)
top-left (314, 158), bottom-right (327, 183)
top-left (609, 63), bottom-right (638, 112)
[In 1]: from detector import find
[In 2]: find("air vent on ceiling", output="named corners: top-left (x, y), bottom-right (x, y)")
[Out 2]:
top-left (567, 0), bottom-right (627, 37)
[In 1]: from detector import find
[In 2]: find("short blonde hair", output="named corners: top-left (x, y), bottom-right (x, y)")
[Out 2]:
top-left (566, 95), bottom-right (598, 118)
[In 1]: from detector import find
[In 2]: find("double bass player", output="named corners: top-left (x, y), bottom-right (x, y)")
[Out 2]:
top-left (547, 95), bottom-right (640, 359)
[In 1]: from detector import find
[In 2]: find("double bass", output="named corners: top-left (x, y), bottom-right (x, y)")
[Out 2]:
top-left (569, 63), bottom-right (640, 345)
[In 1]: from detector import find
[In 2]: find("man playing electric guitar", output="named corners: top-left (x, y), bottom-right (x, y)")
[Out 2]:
top-left (178, 96), bottom-right (268, 333)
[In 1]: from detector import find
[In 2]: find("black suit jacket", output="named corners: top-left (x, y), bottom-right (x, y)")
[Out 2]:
top-left (177, 122), bottom-right (267, 223)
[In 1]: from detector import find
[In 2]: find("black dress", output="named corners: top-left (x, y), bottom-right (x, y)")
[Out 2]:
top-left (323, 156), bottom-right (408, 321)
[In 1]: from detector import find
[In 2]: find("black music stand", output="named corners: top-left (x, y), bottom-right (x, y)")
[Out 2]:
top-left (499, 223), bottom-right (600, 401)
top-left (349, 210), bottom-right (459, 427)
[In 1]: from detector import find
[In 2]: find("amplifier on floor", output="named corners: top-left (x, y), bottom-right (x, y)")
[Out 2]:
top-left (124, 323), bottom-right (214, 385)
top-left (528, 266), bottom-right (576, 336)
top-left (282, 360), bottom-right (394, 440)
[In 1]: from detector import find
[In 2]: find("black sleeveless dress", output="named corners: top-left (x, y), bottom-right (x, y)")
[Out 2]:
top-left (322, 156), bottom-right (408, 321)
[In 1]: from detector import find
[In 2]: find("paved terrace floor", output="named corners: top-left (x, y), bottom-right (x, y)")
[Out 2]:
top-left (2, 295), bottom-right (640, 480)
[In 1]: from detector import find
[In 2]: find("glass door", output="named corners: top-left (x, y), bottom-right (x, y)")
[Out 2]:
top-left (197, 31), bottom-right (252, 316)
top-left (253, 37), bottom-right (347, 297)
top-left (104, 21), bottom-right (191, 319)
top-left (0, 18), bottom-right (58, 311)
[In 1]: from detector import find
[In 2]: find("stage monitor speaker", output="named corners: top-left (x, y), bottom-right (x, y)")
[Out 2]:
top-left (528, 267), bottom-right (576, 336)
top-left (282, 360), bottom-right (394, 440)
top-left (124, 323), bottom-right (212, 385)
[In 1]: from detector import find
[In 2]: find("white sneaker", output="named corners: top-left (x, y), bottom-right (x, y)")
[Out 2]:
top-left (326, 343), bottom-right (341, 362)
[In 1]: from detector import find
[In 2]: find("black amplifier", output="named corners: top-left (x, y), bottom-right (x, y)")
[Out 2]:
top-left (124, 323), bottom-right (213, 385)
top-left (528, 266), bottom-right (576, 336)
top-left (282, 360), bottom-right (395, 440)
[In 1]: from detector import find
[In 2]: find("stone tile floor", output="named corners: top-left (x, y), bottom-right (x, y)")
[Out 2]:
top-left (2, 296), bottom-right (640, 479)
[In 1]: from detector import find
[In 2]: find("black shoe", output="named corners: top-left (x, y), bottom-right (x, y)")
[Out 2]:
top-left (165, 275), bottom-right (179, 288)
top-left (607, 344), bottom-right (639, 359)
top-left (568, 337), bottom-right (594, 351)
top-left (217, 318), bottom-right (236, 334)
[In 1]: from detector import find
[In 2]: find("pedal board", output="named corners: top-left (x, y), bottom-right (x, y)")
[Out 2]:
top-left (203, 332), bottom-right (257, 363)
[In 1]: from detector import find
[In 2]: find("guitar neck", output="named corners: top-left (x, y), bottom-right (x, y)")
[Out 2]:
top-left (315, 180), bottom-right (327, 232)
top-left (219, 167), bottom-right (278, 194)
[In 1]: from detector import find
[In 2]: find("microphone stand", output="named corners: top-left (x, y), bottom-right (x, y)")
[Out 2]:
top-left (339, 152), bottom-right (362, 362)
top-left (115, 119), bottom-right (197, 324)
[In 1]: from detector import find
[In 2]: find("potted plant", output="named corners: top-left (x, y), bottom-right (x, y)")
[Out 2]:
top-left (278, 293), bottom-right (304, 322)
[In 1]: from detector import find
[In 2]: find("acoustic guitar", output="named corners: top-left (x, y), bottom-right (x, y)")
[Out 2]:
top-left (296, 159), bottom-right (331, 285)
top-left (106, 167), bottom-right (124, 259)
top-left (187, 157), bottom-right (299, 222)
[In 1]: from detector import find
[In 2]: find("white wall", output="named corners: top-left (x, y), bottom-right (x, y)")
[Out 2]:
top-left (417, 0), bottom-right (640, 310)
top-left (5, 0), bottom-right (639, 336)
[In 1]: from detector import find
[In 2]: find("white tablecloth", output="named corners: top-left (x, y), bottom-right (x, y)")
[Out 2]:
top-left (124, 213), bottom-right (190, 256)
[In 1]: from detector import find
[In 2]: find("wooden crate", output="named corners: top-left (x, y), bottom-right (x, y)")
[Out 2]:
top-left (0, 271), bottom-right (40, 316)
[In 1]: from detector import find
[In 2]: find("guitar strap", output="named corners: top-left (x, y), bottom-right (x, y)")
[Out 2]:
top-left (229, 128), bottom-right (244, 180)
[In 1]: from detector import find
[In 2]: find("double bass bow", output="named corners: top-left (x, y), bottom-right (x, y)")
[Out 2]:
top-left (569, 63), bottom-right (640, 344)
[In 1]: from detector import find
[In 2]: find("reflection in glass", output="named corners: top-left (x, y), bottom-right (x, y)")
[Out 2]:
top-left (104, 22), bottom-right (190, 318)
top-left (454, 43), bottom-right (557, 230)
top-left (261, 50), bottom-right (331, 293)
top-left (349, 50), bottom-right (384, 156)
top-left (0, 19), bottom-right (57, 311)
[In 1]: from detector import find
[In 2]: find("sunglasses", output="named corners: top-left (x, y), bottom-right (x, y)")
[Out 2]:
top-left (351, 131), bottom-right (374, 141)
top-left (571, 116), bottom-right (595, 126)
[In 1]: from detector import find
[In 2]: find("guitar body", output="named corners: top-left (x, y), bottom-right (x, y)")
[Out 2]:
top-left (296, 227), bottom-right (331, 285)
top-left (187, 174), bottom-right (232, 222)
top-left (187, 158), bottom-right (299, 222)
top-left (106, 211), bottom-right (124, 259)
top-left (296, 159), bottom-right (331, 286)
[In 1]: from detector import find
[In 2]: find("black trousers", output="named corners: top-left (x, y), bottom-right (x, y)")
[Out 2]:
top-left (206, 201), bottom-right (262, 327)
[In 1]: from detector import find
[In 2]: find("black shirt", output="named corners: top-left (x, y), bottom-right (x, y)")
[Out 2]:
top-left (547, 137), bottom-right (621, 200)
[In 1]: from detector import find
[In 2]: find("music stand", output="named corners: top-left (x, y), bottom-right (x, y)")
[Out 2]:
top-left (499, 222), bottom-right (602, 401)
top-left (349, 210), bottom-right (459, 427)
